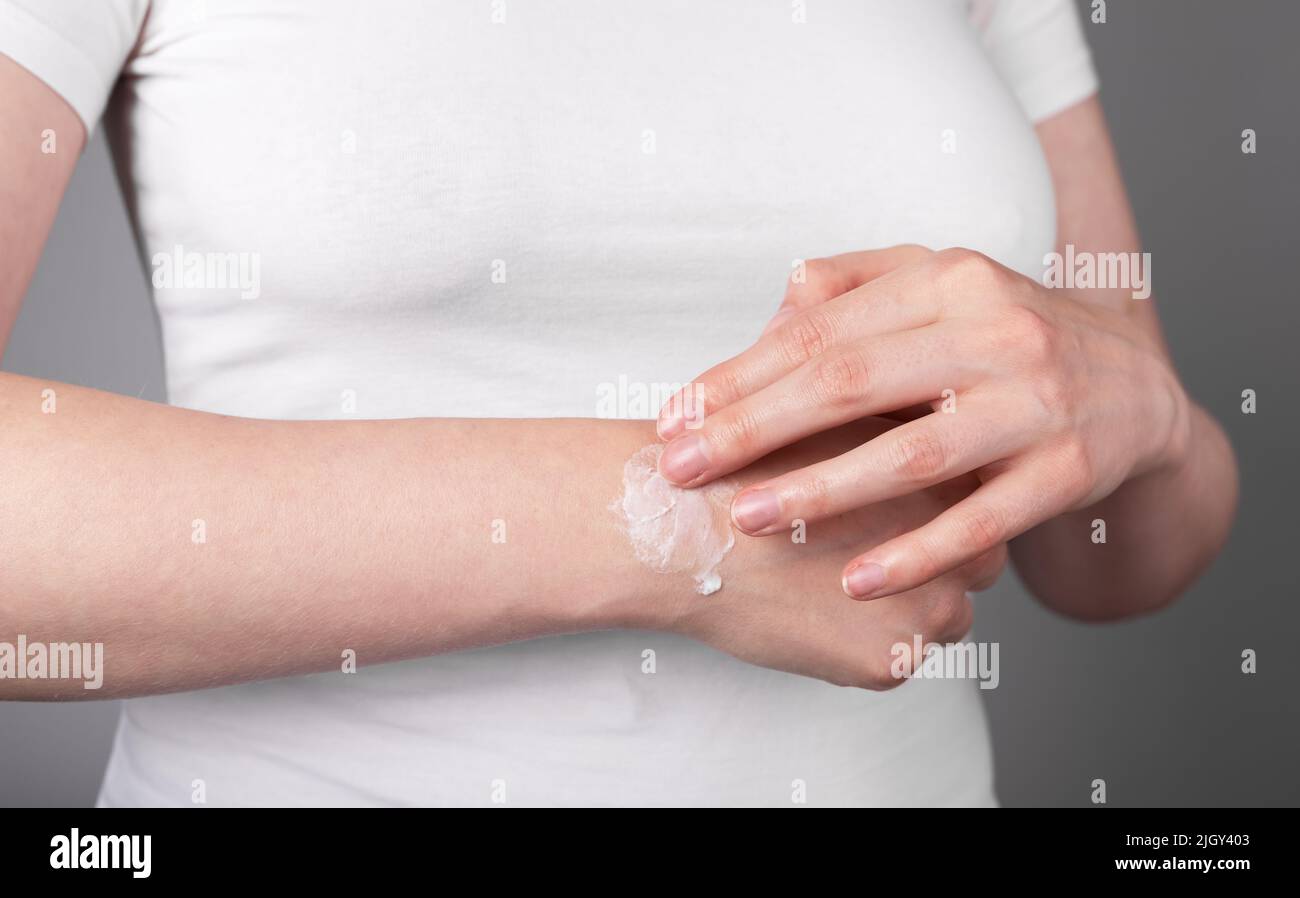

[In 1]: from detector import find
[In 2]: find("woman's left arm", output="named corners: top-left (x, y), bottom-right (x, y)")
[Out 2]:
top-left (1003, 97), bottom-right (1237, 619)
top-left (652, 97), bottom-right (1237, 622)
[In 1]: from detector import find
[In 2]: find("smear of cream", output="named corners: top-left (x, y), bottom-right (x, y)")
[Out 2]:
top-left (612, 444), bottom-right (736, 595)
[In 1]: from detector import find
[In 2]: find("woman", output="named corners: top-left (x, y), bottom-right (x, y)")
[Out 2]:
top-left (0, 0), bottom-right (1235, 806)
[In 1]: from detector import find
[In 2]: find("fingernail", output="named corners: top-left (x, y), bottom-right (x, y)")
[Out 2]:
top-left (842, 562), bottom-right (886, 599)
top-left (761, 308), bottom-right (796, 337)
top-left (658, 387), bottom-right (706, 440)
top-left (656, 410), bottom-right (685, 441)
top-left (731, 488), bottom-right (780, 534)
top-left (659, 434), bottom-right (710, 484)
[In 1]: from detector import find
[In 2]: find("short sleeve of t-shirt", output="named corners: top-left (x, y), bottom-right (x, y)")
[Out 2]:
top-left (970, 0), bottom-right (1100, 122)
top-left (0, 0), bottom-right (149, 134)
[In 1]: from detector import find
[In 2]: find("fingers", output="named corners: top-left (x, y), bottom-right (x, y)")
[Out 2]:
top-left (840, 458), bottom-right (1066, 600)
top-left (871, 580), bottom-right (978, 683)
top-left (727, 395), bottom-right (1027, 534)
top-left (657, 324), bottom-right (974, 488)
top-left (657, 261), bottom-right (940, 441)
top-left (761, 245), bottom-right (934, 336)
top-left (963, 543), bottom-right (1008, 592)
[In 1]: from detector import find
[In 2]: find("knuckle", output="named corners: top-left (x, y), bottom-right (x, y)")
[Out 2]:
top-left (714, 404), bottom-right (765, 456)
top-left (972, 542), bottom-right (1009, 584)
top-left (779, 311), bottom-right (837, 367)
top-left (785, 257), bottom-right (841, 307)
top-left (711, 365), bottom-right (746, 412)
top-left (934, 246), bottom-right (990, 280)
top-left (797, 472), bottom-right (835, 519)
top-left (911, 536), bottom-right (946, 583)
top-left (897, 242), bottom-right (935, 260)
top-left (1004, 304), bottom-right (1057, 363)
top-left (958, 504), bottom-right (1006, 552)
top-left (800, 256), bottom-right (837, 290)
top-left (929, 590), bottom-right (975, 640)
top-left (887, 431), bottom-right (950, 482)
top-left (1056, 438), bottom-right (1096, 499)
top-left (808, 348), bottom-right (871, 407)
top-left (930, 248), bottom-right (1012, 307)
top-left (869, 673), bottom-right (908, 692)
top-left (856, 650), bottom-right (908, 691)
top-left (935, 246), bottom-right (979, 267)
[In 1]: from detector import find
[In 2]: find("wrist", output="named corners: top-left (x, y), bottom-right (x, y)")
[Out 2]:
top-left (560, 420), bottom-right (705, 635)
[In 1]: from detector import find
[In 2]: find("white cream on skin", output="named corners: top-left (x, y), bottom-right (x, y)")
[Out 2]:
top-left (612, 444), bottom-right (736, 595)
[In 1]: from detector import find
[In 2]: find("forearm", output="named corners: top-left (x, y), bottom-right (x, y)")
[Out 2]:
top-left (0, 373), bottom-right (668, 699)
top-left (1010, 101), bottom-right (1238, 619)
top-left (1010, 402), bottom-right (1237, 620)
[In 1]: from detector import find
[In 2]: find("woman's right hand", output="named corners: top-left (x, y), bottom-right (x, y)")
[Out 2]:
top-left (658, 417), bottom-right (1004, 689)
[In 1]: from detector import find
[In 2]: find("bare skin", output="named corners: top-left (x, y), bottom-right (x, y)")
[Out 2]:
top-left (0, 55), bottom-right (995, 699)
top-left (3, 55), bottom-right (1231, 699)
top-left (1, 370), bottom-right (997, 698)
top-left (656, 97), bottom-right (1237, 621)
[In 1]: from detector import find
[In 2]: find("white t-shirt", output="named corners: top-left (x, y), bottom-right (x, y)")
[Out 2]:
top-left (2, 0), bottom-right (1096, 806)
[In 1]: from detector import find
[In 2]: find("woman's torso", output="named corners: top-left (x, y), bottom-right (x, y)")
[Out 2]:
top-left (97, 0), bottom-right (1056, 806)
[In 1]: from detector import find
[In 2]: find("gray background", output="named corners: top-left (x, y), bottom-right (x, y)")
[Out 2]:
top-left (2, 0), bottom-right (1296, 807)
